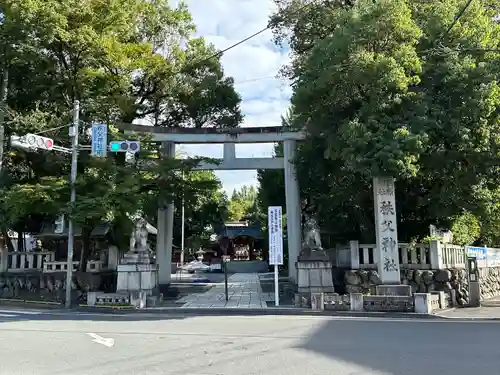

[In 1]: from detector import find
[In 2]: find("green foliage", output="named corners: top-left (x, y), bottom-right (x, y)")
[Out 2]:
top-left (264, 0), bottom-right (500, 245)
top-left (450, 212), bottom-right (481, 246)
top-left (227, 185), bottom-right (260, 223)
top-left (171, 170), bottom-right (228, 250)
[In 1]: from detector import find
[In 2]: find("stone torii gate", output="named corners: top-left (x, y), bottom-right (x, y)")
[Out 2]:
top-left (121, 124), bottom-right (306, 287)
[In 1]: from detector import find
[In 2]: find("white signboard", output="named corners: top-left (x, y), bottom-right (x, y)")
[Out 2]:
top-left (373, 177), bottom-right (400, 283)
top-left (268, 206), bottom-right (283, 265)
top-left (91, 124), bottom-right (108, 157)
top-left (487, 248), bottom-right (500, 267)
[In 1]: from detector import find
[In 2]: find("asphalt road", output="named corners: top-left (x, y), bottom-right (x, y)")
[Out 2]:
top-left (0, 309), bottom-right (499, 375)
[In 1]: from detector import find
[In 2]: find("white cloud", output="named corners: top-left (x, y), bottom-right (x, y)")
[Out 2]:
top-left (179, 0), bottom-right (292, 194)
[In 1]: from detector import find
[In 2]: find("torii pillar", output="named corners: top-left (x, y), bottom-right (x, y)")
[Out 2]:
top-left (157, 141), bottom-right (175, 289)
top-left (284, 139), bottom-right (302, 283)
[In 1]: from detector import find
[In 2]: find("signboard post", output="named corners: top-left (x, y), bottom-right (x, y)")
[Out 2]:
top-left (223, 255), bottom-right (230, 302)
top-left (91, 124), bottom-right (108, 157)
top-left (268, 206), bottom-right (283, 306)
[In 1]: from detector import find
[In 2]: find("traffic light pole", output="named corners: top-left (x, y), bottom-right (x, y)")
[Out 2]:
top-left (65, 100), bottom-right (80, 309)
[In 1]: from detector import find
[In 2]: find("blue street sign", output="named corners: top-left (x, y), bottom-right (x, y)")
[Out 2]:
top-left (465, 246), bottom-right (487, 260)
top-left (91, 124), bottom-right (108, 157)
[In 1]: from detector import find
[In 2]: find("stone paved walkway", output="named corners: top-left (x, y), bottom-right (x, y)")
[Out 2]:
top-left (177, 273), bottom-right (270, 309)
top-left (436, 295), bottom-right (500, 319)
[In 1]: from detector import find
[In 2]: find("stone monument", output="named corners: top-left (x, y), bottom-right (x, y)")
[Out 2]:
top-left (373, 177), bottom-right (411, 296)
top-left (116, 216), bottom-right (158, 305)
top-left (296, 213), bottom-right (334, 297)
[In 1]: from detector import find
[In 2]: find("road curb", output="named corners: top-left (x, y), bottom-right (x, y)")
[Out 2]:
top-left (0, 298), bottom-right (62, 308)
top-left (70, 306), bottom-right (444, 320)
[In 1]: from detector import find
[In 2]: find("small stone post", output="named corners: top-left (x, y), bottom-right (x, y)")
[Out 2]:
top-left (414, 293), bottom-right (432, 314)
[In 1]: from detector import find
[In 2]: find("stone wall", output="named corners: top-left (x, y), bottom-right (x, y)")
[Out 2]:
top-left (0, 271), bottom-right (115, 302)
top-left (343, 268), bottom-right (469, 306)
top-left (323, 293), bottom-right (415, 312)
top-left (479, 267), bottom-right (500, 300)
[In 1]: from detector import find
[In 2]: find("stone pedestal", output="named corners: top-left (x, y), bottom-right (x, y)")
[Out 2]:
top-left (116, 263), bottom-right (157, 296)
top-left (296, 250), bottom-right (334, 295)
top-left (116, 221), bottom-right (158, 300)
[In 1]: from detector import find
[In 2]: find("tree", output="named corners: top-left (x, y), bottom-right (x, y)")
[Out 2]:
top-left (170, 170), bottom-right (229, 252)
top-left (227, 185), bottom-right (260, 223)
top-left (266, 0), bottom-right (500, 245)
top-left (0, 0), bottom-right (242, 257)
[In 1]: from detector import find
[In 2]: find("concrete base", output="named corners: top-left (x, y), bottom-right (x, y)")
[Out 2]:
top-left (376, 284), bottom-right (412, 296)
top-left (296, 259), bottom-right (335, 295)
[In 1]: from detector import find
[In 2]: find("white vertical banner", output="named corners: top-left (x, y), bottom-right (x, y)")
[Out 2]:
top-left (268, 206), bottom-right (283, 265)
top-left (268, 206), bottom-right (283, 307)
top-left (91, 123), bottom-right (108, 157)
top-left (373, 177), bottom-right (400, 284)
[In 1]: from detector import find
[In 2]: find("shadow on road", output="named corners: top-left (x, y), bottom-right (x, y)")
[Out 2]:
top-left (297, 318), bottom-right (500, 375)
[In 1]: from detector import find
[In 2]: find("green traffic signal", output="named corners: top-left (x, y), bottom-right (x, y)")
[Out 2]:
top-left (109, 142), bottom-right (121, 152)
top-left (109, 140), bottom-right (140, 152)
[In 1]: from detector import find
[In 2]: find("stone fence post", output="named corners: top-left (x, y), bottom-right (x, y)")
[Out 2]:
top-left (349, 293), bottom-right (363, 311)
top-left (350, 240), bottom-right (360, 269)
top-left (311, 293), bottom-right (324, 311)
top-left (429, 240), bottom-right (444, 269)
top-left (0, 249), bottom-right (7, 273)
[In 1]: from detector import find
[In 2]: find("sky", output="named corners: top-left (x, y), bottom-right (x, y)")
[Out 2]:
top-left (179, 0), bottom-right (292, 195)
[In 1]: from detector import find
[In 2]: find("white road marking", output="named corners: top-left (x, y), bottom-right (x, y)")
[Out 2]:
top-left (0, 314), bottom-right (17, 318)
top-left (86, 333), bottom-right (115, 348)
top-left (0, 309), bottom-right (45, 315)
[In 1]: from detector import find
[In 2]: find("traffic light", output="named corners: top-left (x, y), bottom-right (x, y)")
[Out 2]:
top-left (25, 133), bottom-right (54, 150)
top-left (109, 140), bottom-right (140, 153)
top-left (11, 133), bottom-right (54, 151)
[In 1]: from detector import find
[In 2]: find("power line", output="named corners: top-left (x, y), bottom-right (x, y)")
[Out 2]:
top-left (187, 0), bottom-right (320, 68)
top-left (33, 124), bottom-right (69, 135)
top-left (435, 0), bottom-right (475, 45)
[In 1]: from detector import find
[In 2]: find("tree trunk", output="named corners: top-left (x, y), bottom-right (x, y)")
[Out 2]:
top-left (16, 231), bottom-right (24, 252)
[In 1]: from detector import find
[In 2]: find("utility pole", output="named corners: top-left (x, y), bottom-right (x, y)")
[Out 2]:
top-left (65, 100), bottom-right (80, 309)
top-left (180, 170), bottom-right (185, 266)
top-left (0, 68), bottom-right (9, 174)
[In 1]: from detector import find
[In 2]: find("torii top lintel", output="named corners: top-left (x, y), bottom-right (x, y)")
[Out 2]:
top-left (119, 123), bottom-right (306, 144)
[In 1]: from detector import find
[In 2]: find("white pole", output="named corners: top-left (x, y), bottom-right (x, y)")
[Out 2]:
top-left (180, 170), bottom-right (185, 266)
top-left (180, 197), bottom-right (185, 265)
top-left (65, 100), bottom-right (79, 309)
top-left (274, 263), bottom-right (279, 306)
